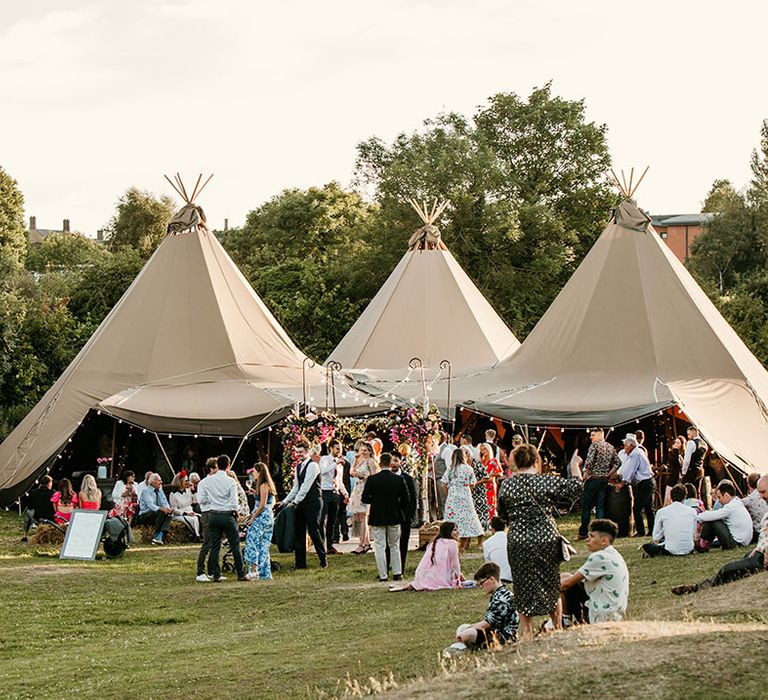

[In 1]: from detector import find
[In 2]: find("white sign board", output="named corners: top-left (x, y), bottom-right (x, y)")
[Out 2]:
top-left (60, 510), bottom-right (107, 560)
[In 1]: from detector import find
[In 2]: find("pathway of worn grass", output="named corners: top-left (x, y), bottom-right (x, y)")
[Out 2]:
top-left (1, 511), bottom-right (763, 699)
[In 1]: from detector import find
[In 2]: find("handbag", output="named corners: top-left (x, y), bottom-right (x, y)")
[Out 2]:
top-left (517, 475), bottom-right (577, 562)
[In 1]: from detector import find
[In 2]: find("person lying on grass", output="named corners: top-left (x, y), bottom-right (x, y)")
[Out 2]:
top-left (560, 519), bottom-right (629, 624)
top-left (443, 562), bottom-right (519, 657)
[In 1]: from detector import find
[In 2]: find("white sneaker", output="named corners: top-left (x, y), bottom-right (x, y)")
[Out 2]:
top-left (245, 572), bottom-right (259, 581)
top-left (195, 574), bottom-right (212, 582)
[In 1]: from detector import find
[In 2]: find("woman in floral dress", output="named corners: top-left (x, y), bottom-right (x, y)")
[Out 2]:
top-left (243, 462), bottom-right (276, 580)
top-left (441, 449), bottom-right (483, 552)
top-left (468, 449), bottom-right (490, 540)
top-left (497, 444), bottom-right (582, 641)
top-left (479, 442), bottom-right (504, 520)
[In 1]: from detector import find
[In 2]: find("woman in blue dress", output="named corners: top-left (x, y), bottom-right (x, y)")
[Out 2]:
top-left (244, 462), bottom-right (277, 580)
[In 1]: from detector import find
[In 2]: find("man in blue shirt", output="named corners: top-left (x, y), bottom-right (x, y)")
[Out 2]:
top-left (137, 473), bottom-right (174, 545)
top-left (620, 434), bottom-right (655, 537)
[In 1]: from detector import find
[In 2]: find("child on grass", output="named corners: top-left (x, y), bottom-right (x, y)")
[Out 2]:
top-left (560, 519), bottom-right (629, 624)
top-left (443, 562), bottom-right (519, 657)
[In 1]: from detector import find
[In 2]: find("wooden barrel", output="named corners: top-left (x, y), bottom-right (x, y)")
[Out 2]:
top-left (604, 486), bottom-right (633, 538)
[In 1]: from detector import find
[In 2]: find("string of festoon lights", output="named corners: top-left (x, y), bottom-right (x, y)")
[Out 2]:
top-left (321, 364), bottom-right (450, 413)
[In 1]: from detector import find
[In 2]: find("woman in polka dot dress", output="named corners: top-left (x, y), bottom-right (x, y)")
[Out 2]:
top-left (497, 444), bottom-right (582, 640)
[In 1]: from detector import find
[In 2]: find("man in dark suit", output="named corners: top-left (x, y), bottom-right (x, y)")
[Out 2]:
top-left (389, 453), bottom-right (417, 571)
top-left (362, 452), bottom-right (410, 582)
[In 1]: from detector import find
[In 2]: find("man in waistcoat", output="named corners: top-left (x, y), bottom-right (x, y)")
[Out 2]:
top-left (681, 426), bottom-right (708, 494)
top-left (279, 440), bottom-right (327, 569)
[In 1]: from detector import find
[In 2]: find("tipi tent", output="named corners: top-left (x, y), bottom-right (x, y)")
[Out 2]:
top-left (453, 182), bottom-right (768, 475)
top-left (0, 177), bottom-right (333, 504)
top-left (326, 200), bottom-right (519, 398)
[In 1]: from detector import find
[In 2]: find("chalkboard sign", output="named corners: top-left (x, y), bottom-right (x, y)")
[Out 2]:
top-left (60, 510), bottom-right (107, 560)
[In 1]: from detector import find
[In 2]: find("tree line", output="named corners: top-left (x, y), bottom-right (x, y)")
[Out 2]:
top-left (1, 85), bottom-right (766, 440)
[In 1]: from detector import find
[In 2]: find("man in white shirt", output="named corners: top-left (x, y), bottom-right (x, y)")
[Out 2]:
top-left (697, 480), bottom-right (753, 549)
top-left (196, 457), bottom-right (247, 582)
top-left (319, 439), bottom-right (349, 555)
top-left (459, 435), bottom-right (479, 462)
top-left (482, 516), bottom-right (512, 582)
top-left (280, 440), bottom-right (327, 569)
top-left (619, 434), bottom-right (655, 537)
top-left (673, 475), bottom-right (768, 595)
top-left (642, 484), bottom-right (697, 557)
top-left (195, 458), bottom-right (218, 581)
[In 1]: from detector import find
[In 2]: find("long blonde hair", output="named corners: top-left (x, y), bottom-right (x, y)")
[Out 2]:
top-left (80, 474), bottom-right (100, 503)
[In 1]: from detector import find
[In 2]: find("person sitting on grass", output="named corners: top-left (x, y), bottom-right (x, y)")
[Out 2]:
top-left (389, 521), bottom-right (463, 592)
top-left (673, 474), bottom-right (768, 596)
top-left (560, 519), bottom-right (629, 624)
top-left (482, 516), bottom-right (512, 583)
top-left (696, 480), bottom-right (753, 551)
top-left (642, 484), bottom-right (696, 557)
top-left (21, 476), bottom-right (55, 541)
top-left (444, 562), bottom-right (519, 656)
top-left (683, 483), bottom-right (705, 514)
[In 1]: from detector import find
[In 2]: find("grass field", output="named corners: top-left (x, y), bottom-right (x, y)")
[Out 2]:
top-left (0, 510), bottom-right (764, 699)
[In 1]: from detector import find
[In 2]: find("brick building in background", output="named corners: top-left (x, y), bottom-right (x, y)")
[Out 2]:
top-left (651, 213), bottom-right (713, 262)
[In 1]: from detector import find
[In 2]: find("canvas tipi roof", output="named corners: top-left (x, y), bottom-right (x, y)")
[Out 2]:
top-left (0, 177), bottom-right (331, 503)
top-left (326, 199), bottom-right (520, 373)
top-left (454, 188), bottom-right (768, 475)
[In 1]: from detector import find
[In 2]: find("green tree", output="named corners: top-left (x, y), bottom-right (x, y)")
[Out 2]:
top-left (0, 165), bottom-right (27, 272)
top-left (26, 231), bottom-right (108, 273)
top-left (223, 183), bottom-right (377, 359)
top-left (69, 246), bottom-right (145, 325)
top-left (105, 187), bottom-right (175, 258)
top-left (701, 179), bottom-right (742, 213)
top-left (354, 84), bottom-right (614, 336)
top-left (689, 188), bottom-right (759, 294)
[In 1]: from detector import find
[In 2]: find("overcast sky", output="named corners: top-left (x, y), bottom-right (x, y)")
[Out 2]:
top-left (3, 0), bottom-right (767, 235)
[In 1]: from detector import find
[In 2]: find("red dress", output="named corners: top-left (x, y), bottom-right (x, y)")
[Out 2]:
top-left (483, 458), bottom-right (503, 518)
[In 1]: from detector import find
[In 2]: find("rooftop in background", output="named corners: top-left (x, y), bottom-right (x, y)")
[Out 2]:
top-left (26, 216), bottom-right (104, 243)
top-left (651, 213), bottom-right (714, 227)
top-left (650, 212), bottom-right (714, 262)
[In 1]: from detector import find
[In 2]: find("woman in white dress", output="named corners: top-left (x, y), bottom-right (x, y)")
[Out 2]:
top-left (441, 448), bottom-right (483, 552)
top-left (169, 473), bottom-right (201, 538)
top-left (348, 442), bottom-right (378, 554)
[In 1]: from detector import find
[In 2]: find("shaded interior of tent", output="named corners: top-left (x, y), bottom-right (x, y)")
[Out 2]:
top-left (5, 409), bottom-right (283, 507)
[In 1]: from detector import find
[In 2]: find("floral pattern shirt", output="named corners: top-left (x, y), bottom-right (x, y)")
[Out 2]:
top-left (485, 585), bottom-right (519, 642)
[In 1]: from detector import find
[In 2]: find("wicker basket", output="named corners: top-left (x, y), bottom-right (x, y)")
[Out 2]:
top-left (418, 521), bottom-right (442, 549)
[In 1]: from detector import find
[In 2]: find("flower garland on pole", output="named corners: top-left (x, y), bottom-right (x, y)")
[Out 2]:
top-left (388, 402), bottom-right (442, 520)
top-left (280, 410), bottom-right (339, 491)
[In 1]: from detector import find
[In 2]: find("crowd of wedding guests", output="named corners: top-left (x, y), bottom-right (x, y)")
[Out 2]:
top-left (18, 420), bottom-right (768, 655)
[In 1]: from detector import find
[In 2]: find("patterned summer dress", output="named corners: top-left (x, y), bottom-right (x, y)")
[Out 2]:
top-left (496, 472), bottom-right (582, 616)
top-left (470, 459), bottom-right (490, 531)
top-left (441, 464), bottom-right (484, 538)
top-left (348, 459), bottom-right (375, 515)
top-left (244, 493), bottom-right (275, 580)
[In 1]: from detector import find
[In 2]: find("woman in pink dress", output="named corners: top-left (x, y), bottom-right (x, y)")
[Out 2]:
top-left (79, 474), bottom-right (102, 510)
top-left (51, 478), bottom-right (79, 524)
top-left (389, 521), bottom-right (463, 592)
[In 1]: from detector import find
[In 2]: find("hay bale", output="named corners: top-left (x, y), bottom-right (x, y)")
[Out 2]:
top-left (135, 519), bottom-right (196, 545)
top-left (30, 523), bottom-right (66, 546)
